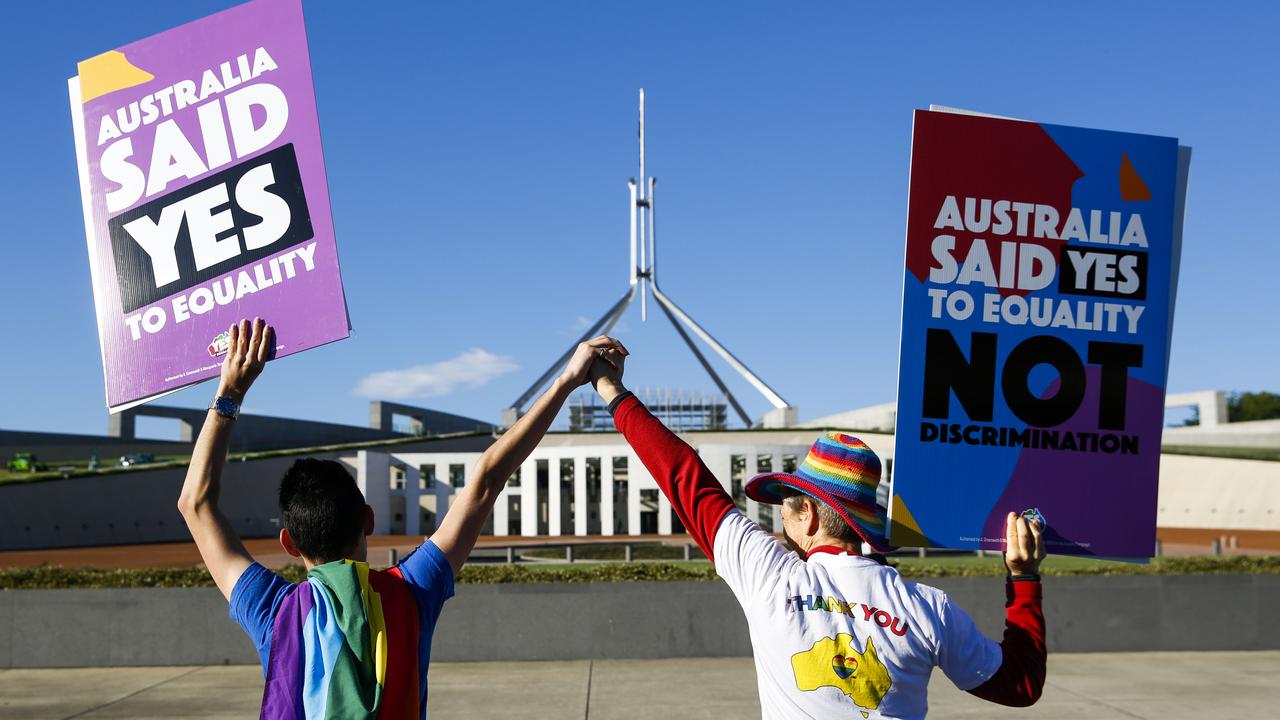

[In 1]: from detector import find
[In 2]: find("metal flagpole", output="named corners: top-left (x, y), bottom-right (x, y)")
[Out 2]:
top-left (502, 89), bottom-right (796, 427)
top-left (638, 89), bottom-right (648, 321)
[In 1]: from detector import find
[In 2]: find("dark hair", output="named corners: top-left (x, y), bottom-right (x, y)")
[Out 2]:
top-left (278, 459), bottom-right (367, 562)
top-left (780, 487), bottom-right (861, 544)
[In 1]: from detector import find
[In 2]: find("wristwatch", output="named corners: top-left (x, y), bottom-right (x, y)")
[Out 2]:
top-left (210, 395), bottom-right (241, 419)
top-left (1006, 572), bottom-right (1041, 583)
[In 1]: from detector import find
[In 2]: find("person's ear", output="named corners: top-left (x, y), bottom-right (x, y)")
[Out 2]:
top-left (803, 498), bottom-right (821, 536)
top-left (363, 504), bottom-right (375, 537)
top-left (279, 528), bottom-right (303, 558)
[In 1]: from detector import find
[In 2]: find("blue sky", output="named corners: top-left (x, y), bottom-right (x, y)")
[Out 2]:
top-left (1, 1), bottom-right (1277, 438)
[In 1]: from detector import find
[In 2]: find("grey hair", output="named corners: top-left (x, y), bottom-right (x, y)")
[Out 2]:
top-left (780, 488), bottom-right (860, 543)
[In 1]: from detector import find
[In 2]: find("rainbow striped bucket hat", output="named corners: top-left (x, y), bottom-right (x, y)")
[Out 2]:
top-left (745, 432), bottom-right (895, 553)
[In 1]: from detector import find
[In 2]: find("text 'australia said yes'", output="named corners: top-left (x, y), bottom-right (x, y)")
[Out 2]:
top-left (925, 195), bottom-right (1153, 335)
top-left (90, 47), bottom-right (317, 340)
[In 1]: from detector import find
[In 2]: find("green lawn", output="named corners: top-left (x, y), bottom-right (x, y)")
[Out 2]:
top-left (0, 430), bottom-right (495, 486)
top-left (0, 454), bottom-right (192, 484)
top-left (1161, 444), bottom-right (1280, 462)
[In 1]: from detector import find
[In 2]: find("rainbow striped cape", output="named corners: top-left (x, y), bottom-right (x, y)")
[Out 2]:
top-left (260, 561), bottom-right (421, 720)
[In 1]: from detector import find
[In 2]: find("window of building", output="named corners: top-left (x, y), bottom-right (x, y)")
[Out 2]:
top-left (612, 456), bottom-right (629, 500)
top-left (586, 458), bottom-right (601, 502)
top-left (756, 453), bottom-right (772, 474)
top-left (730, 454), bottom-right (746, 510)
top-left (449, 464), bottom-right (466, 488)
top-left (878, 458), bottom-right (893, 508)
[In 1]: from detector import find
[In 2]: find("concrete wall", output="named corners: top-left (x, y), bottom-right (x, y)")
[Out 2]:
top-left (2, 575), bottom-right (1277, 668)
top-left (1157, 455), bottom-right (1280, 530)
top-left (799, 402), bottom-right (898, 433)
top-left (0, 435), bottom-right (493, 551)
top-left (1162, 418), bottom-right (1280, 449)
top-left (1164, 391), bottom-right (1229, 427)
top-left (6, 402), bottom-right (494, 467)
top-left (368, 402), bottom-right (495, 435)
top-left (0, 429), bottom-right (190, 465)
top-left (111, 405), bottom-right (405, 454)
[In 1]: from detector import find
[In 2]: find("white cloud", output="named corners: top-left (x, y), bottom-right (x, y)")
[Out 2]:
top-left (353, 348), bottom-right (519, 400)
top-left (560, 315), bottom-right (593, 337)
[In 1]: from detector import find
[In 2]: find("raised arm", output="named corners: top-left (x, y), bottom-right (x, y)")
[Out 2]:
top-left (968, 513), bottom-right (1047, 707)
top-left (177, 318), bottom-right (272, 601)
top-left (430, 336), bottom-right (628, 575)
top-left (590, 351), bottom-right (737, 562)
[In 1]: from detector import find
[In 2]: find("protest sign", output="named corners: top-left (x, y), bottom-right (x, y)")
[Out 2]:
top-left (68, 0), bottom-right (349, 412)
top-left (889, 109), bottom-right (1189, 558)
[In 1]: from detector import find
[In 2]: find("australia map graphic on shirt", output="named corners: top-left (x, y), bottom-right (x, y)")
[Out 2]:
top-left (792, 632), bottom-right (894, 713)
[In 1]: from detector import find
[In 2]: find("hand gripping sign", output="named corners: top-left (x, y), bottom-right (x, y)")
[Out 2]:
top-left (69, 0), bottom-right (349, 412)
top-left (889, 108), bottom-right (1190, 559)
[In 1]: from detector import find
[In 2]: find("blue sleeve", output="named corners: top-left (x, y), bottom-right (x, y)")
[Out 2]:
top-left (395, 539), bottom-right (455, 622)
top-left (396, 540), bottom-right (456, 701)
top-left (228, 563), bottom-right (294, 674)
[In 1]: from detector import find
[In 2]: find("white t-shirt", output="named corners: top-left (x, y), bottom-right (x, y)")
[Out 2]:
top-left (714, 511), bottom-right (1001, 720)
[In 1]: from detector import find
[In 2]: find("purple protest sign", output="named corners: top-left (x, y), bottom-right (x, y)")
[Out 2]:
top-left (68, 0), bottom-right (348, 412)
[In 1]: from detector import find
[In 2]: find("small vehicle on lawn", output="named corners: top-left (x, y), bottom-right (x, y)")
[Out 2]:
top-left (119, 453), bottom-right (156, 467)
top-left (7, 453), bottom-right (47, 473)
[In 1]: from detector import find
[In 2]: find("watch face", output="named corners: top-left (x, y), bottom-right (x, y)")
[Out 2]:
top-left (214, 397), bottom-right (239, 417)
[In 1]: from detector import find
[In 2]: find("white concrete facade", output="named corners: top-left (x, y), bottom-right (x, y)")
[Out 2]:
top-left (353, 425), bottom-right (1280, 538)
top-left (1157, 454), bottom-right (1280, 530)
top-left (353, 430), bottom-right (844, 537)
top-left (1164, 391), bottom-right (1230, 427)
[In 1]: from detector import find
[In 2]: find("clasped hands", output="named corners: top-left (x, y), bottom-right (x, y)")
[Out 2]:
top-left (557, 336), bottom-right (629, 405)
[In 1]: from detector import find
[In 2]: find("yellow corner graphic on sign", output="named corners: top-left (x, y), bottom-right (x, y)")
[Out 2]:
top-left (1119, 152), bottom-right (1152, 201)
top-left (792, 633), bottom-right (892, 710)
top-left (77, 50), bottom-right (154, 103)
top-left (889, 494), bottom-right (929, 548)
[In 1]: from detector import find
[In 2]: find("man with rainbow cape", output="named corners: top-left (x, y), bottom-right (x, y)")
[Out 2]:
top-left (178, 318), bottom-right (627, 718)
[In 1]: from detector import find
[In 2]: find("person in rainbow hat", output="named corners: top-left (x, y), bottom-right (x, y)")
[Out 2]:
top-left (177, 319), bottom-right (626, 719)
top-left (588, 347), bottom-right (1046, 720)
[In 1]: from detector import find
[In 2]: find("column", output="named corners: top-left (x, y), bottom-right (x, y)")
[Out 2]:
top-left (493, 475), bottom-right (510, 537)
top-left (770, 450), bottom-right (784, 532)
top-left (520, 458), bottom-right (538, 537)
top-left (699, 445), bottom-right (733, 494)
top-left (627, 465), bottom-right (642, 536)
top-left (658, 493), bottom-right (673, 535)
top-left (600, 456), bottom-right (615, 536)
top-left (627, 453), bottom-right (656, 536)
top-left (744, 451), bottom-right (760, 524)
top-left (548, 455), bottom-right (562, 537)
top-left (428, 463), bottom-right (449, 526)
top-left (574, 454), bottom-right (589, 536)
top-left (355, 451), bottom-right (391, 536)
top-left (403, 465), bottom-right (421, 536)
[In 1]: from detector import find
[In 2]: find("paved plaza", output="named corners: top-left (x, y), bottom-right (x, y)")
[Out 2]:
top-left (1, 652), bottom-right (1277, 719)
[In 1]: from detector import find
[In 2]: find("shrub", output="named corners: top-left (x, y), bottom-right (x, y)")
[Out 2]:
top-left (2, 555), bottom-right (1277, 590)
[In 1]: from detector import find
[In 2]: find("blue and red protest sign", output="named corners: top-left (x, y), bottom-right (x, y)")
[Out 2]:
top-left (69, 0), bottom-right (349, 412)
top-left (889, 109), bottom-right (1188, 558)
